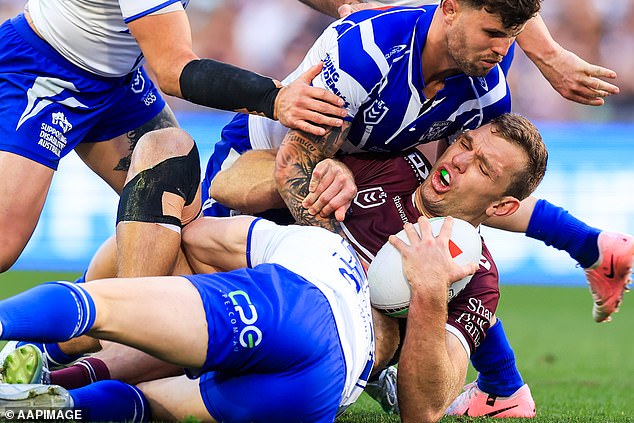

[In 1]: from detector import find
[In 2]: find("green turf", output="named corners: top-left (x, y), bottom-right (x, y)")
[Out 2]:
top-left (1, 272), bottom-right (632, 422)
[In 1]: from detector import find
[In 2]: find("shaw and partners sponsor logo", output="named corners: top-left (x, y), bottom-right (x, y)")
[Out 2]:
top-left (392, 195), bottom-right (408, 225)
top-left (224, 289), bottom-right (262, 351)
top-left (322, 53), bottom-right (350, 108)
top-left (454, 298), bottom-right (493, 348)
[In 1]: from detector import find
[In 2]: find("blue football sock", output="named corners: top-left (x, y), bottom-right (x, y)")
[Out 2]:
top-left (44, 342), bottom-right (84, 366)
top-left (14, 342), bottom-right (82, 367)
top-left (472, 319), bottom-right (523, 397)
top-left (70, 380), bottom-right (150, 422)
top-left (526, 199), bottom-right (601, 268)
top-left (73, 270), bottom-right (88, 284)
top-left (0, 282), bottom-right (96, 342)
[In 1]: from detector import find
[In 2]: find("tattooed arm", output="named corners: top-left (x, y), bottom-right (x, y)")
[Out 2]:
top-left (274, 123), bottom-right (352, 234)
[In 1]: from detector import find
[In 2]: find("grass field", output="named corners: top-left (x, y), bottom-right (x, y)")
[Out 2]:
top-left (1, 271), bottom-right (633, 422)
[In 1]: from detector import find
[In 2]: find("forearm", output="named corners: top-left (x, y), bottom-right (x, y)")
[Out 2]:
top-left (516, 14), bottom-right (561, 66)
top-left (398, 292), bottom-right (460, 422)
top-left (209, 149), bottom-right (286, 213)
top-left (179, 59), bottom-right (280, 119)
top-left (484, 196), bottom-right (537, 233)
top-left (274, 126), bottom-right (348, 232)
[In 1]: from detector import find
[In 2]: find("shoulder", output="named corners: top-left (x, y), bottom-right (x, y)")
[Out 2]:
top-left (333, 6), bottom-right (429, 41)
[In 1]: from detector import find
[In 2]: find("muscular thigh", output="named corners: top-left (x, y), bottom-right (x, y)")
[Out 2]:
top-left (0, 152), bottom-right (54, 270)
top-left (75, 106), bottom-right (179, 194)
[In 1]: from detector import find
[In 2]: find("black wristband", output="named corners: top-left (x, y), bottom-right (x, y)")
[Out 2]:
top-left (179, 59), bottom-right (281, 119)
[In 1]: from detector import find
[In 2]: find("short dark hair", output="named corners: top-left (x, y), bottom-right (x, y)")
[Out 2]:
top-left (458, 0), bottom-right (542, 29)
top-left (489, 113), bottom-right (548, 200)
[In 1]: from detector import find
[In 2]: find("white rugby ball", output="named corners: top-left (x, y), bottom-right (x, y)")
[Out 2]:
top-left (368, 217), bottom-right (482, 318)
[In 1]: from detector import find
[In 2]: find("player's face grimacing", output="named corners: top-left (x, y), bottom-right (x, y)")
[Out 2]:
top-left (446, 6), bottom-right (523, 77)
top-left (417, 124), bottom-right (527, 225)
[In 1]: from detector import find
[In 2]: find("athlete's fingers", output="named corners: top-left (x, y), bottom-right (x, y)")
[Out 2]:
top-left (315, 183), bottom-right (355, 218)
top-left (275, 64), bottom-right (347, 135)
top-left (333, 205), bottom-right (348, 222)
top-left (304, 165), bottom-right (337, 211)
top-left (585, 64), bottom-right (618, 84)
top-left (307, 160), bottom-right (336, 196)
top-left (301, 86), bottom-right (348, 118)
top-left (435, 215), bottom-right (453, 244)
top-left (282, 109), bottom-right (345, 135)
top-left (338, 2), bottom-right (376, 18)
top-left (304, 159), bottom-right (356, 217)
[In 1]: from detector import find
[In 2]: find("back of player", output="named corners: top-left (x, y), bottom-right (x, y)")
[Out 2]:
top-left (184, 218), bottom-right (375, 422)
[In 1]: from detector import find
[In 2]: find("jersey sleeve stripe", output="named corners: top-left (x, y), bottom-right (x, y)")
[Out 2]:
top-left (447, 69), bottom-right (508, 121)
top-left (359, 21), bottom-right (390, 75)
top-left (123, 0), bottom-right (183, 24)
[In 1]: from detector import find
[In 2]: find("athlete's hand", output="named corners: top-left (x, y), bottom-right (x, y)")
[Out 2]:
top-left (302, 158), bottom-right (356, 222)
top-left (338, 2), bottom-right (379, 18)
top-left (536, 47), bottom-right (620, 106)
top-left (390, 217), bottom-right (478, 294)
top-left (274, 63), bottom-right (347, 136)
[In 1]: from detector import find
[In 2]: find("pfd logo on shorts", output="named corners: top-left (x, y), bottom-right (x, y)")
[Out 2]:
top-left (52, 112), bottom-right (72, 133)
top-left (37, 112), bottom-right (73, 158)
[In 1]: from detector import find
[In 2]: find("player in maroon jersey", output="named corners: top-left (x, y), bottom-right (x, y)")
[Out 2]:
top-left (273, 112), bottom-right (547, 419)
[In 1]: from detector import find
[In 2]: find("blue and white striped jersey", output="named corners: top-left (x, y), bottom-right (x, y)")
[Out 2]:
top-left (277, 5), bottom-right (513, 153)
top-left (27, 0), bottom-right (190, 77)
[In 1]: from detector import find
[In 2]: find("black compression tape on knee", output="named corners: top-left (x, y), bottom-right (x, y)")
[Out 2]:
top-left (179, 59), bottom-right (281, 119)
top-left (117, 145), bottom-right (201, 226)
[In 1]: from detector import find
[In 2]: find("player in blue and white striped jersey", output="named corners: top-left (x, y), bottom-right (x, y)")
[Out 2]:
top-left (247, 1), bottom-right (524, 156)
top-left (203, 0), bottom-right (537, 220)
top-left (303, 0), bottom-right (620, 108)
top-left (0, 0), bottom-right (346, 279)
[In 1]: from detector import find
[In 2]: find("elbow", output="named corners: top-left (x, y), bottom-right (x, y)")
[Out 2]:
top-left (208, 176), bottom-right (231, 206)
top-left (152, 64), bottom-right (183, 97)
top-left (155, 73), bottom-right (179, 97)
top-left (273, 154), bottom-right (288, 192)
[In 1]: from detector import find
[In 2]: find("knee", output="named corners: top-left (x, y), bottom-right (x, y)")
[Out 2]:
top-left (0, 255), bottom-right (17, 273)
top-left (129, 128), bottom-right (196, 179)
top-left (117, 137), bottom-right (201, 227)
top-left (0, 240), bottom-right (26, 273)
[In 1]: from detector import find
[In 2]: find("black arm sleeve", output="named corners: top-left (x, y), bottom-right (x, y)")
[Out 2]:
top-left (179, 59), bottom-right (281, 119)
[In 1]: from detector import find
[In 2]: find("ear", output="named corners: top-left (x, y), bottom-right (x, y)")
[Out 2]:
top-left (441, 0), bottom-right (459, 23)
top-left (485, 196), bottom-right (521, 218)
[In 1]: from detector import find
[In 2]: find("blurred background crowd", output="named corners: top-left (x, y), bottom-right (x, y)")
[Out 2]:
top-left (1, 0), bottom-right (632, 121)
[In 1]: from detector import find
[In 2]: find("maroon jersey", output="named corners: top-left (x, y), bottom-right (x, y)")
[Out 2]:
top-left (339, 149), bottom-right (499, 354)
